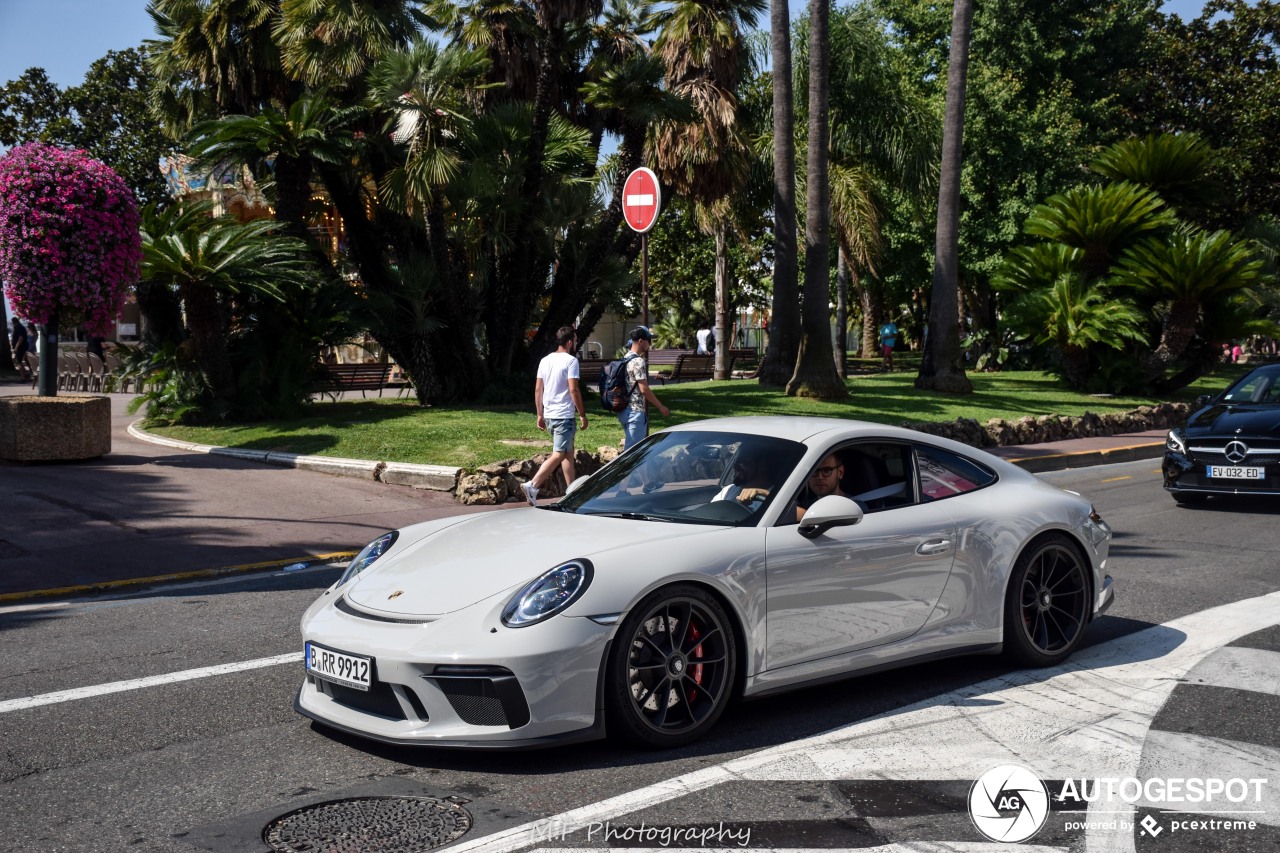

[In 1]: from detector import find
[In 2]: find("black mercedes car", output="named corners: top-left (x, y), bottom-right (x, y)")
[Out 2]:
top-left (1164, 363), bottom-right (1280, 503)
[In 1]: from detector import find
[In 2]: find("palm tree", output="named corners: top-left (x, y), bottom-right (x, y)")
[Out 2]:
top-left (652, 0), bottom-right (766, 380)
top-left (995, 244), bottom-right (1146, 389)
top-left (1113, 229), bottom-right (1266, 385)
top-left (187, 92), bottom-right (354, 249)
top-left (758, 0), bottom-right (800, 387)
top-left (915, 0), bottom-right (974, 395)
top-left (1024, 182), bottom-right (1177, 281)
top-left (1088, 132), bottom-right (1226, 217)
top-left (140, 202), bottom-right (310, 405)
top-left (786, 0), bottom-right (845, 398)
top-left (146, 0), bottom-right (288, 135)
top-left (275, 0), bottom-right (425, 88)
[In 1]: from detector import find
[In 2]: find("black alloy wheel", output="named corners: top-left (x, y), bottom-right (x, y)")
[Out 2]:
top-left (1004, 534), bottom-right (1090, 667)
top-left (605, 584), bottom-right (737, 748)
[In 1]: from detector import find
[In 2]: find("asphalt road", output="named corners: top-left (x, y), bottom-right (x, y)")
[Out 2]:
top-left (1, 458), bottom-right (1278, 853)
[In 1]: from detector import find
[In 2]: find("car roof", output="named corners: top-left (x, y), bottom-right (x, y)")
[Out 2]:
top-left (660, 416), bottom-right (928, 445)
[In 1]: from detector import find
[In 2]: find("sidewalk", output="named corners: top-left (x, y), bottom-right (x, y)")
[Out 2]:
top-left (0, 382), bottom-right (1167, 602)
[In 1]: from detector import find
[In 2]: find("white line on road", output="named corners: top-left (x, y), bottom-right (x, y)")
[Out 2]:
top-left (451, 591), bottom-right (1280, 853)
top-left (0, 652), bottom-right (300, 714)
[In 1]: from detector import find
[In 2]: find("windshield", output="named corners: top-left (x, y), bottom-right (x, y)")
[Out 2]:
top-left (1220, 366), bottom-right (1280, 404)
top-left (558, 430), bottom-right (807, 525)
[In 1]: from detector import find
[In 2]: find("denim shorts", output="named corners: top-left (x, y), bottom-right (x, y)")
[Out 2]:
top-left (618, 408), bottom-right (647, 448)
top-left (548, 417), bottom-right (577, 452)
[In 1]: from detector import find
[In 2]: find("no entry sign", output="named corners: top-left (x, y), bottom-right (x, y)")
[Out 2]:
top-left (622, 167), bottom-right (662, 233)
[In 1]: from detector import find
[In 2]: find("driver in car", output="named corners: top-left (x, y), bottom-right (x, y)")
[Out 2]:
top-left (712, 448), bottom-right (775, 505)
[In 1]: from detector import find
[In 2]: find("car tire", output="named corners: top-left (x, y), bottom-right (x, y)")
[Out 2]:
top-left (1003, 534), bottom-right (1090, 668)
top-left (605, 584), bottom-right (737, 748)
top-left (1171, 491), bottom-right (1207, 505)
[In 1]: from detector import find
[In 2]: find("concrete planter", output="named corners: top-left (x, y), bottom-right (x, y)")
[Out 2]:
top-left (0, 395), bottom-right (111, 462)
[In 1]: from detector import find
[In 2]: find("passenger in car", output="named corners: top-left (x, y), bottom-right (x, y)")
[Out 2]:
top-left (796, 453), bottom-right (849, 521)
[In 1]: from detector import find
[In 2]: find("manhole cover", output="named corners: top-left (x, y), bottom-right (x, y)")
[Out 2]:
top-left (263, 796), bottom-right (472, 852)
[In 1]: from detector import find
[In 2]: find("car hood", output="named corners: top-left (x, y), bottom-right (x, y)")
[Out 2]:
top-left (345, 508), bottom-right (723, 617)
top-left (1185, 404), bottom-right (1280, 439)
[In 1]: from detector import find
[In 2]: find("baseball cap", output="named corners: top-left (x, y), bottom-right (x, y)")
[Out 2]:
top-left (629, 326), bottom-right (653, 342)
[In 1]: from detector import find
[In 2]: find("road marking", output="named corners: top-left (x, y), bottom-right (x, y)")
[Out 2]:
top-left (0, 652), bottom-right (300, 714)
top-left (533, 847), bottom-right (1066, 853)
top-left (1138, 731), bottom-right (1280, 825)
top-left (451, 591), bottom-right (1280, 853)
top-left (1185, 646), bottom-right (1280, 697)
top-left (1101, 476), bottom-right (1131, 483)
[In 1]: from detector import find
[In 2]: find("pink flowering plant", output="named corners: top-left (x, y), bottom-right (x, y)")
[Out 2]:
top-left (0, 143), bottom-right (142, 337)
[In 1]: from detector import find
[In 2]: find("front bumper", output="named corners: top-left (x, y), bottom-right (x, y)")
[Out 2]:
top-left (1163, 451), bottom-right (1280, 496)
top-left (296, 593), bottom-right (614, 747)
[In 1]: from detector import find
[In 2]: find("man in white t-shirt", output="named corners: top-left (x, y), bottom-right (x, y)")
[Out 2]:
top-left (696, 325), bottom-right (714, 355)
top-left (521, 326), bottom-right (589, 505)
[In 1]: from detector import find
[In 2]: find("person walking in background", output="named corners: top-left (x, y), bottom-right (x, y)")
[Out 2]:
top-left (10, 317), bottom-right (30, 371)
top-left (86, 334), bottom-right (106, 362)
top-left (522, 326), bottom-right (589, 505)
top-left (619, 327), bottom-right (669, 449)
top-left (696, 323), bottom-right (714, 355)
top-left (879, 319), bottom-right (899, 370)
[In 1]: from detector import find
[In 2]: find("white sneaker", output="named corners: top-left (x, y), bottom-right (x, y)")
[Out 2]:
top-left (520, 481), bottom-right (539, 505)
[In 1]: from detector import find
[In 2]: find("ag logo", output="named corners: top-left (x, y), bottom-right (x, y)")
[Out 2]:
top-left (968, 764), bottom-right (1050, 843)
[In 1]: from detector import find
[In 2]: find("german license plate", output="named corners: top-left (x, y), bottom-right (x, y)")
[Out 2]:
top-left (305, 641), bottom-right (371, 691)
top-left (1207, 465), bottom-right (1264, 480)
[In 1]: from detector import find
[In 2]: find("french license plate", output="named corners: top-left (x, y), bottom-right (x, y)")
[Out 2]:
top-left (1207, 465), bottom-right (1264, 480)
top-left (305, 641), bottom-right (372, 691)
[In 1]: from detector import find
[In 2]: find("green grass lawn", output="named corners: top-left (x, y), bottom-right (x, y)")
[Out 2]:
top-left (145, 363), bottom-right (1251, 469)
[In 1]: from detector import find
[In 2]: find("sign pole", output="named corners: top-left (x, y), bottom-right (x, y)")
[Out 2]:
top-left (642, 233), bottom-right (649, 328)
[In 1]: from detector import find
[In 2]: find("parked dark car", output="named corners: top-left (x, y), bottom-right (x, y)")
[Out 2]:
top-left (1164, 363), bottom-right (1280, 503)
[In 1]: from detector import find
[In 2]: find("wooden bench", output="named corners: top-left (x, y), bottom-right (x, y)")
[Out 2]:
top-left (655, 353), bottom-right (718, 384)
top-left (316, 362), bottom-right (392, 399)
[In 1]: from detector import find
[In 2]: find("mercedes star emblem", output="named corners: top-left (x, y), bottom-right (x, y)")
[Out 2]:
top-left (1224, 440), bottom-right (1249, 464)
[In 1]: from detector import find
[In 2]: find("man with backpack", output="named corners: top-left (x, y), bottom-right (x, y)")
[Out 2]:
top-left (615, 327), bottom-right (669, 448)
top-left (521, 326), bottom-right (589, 505)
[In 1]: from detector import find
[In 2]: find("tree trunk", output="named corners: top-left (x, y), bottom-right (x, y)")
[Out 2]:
top-left (915, 0), bottom-right (974, 396)
top-left (860, 280), bottom-right (880, 360)
top-left (1140, 299), bottom-right (1200, 384)
top-left (179, 282), bottom-right (235, 406)
top-left (715, 222), bottom-right (731, 380)
top-left (787, 0), bottom-right (846, 399)
top-left (836, 245), bottom-right (850, 379)
top-left (758, 0), bottom-right (801, 387)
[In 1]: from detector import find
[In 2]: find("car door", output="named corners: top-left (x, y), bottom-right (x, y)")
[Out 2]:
top-left (763, 442), bottom-right (958, 670)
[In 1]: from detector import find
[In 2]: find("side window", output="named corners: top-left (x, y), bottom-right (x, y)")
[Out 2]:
top-left (839, 442), bottom-right (912, 511)
top-left (1223, 374), bottom-right (1268, 403)
top-left (916, 445), bottom-right (996, 501)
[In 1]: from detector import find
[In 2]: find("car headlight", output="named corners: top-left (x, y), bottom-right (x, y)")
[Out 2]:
top-left (337, 531), bottom-right (398, 587)
top-left (1165, 428), bottom-right (1186, 454)
top-left (502, 559), bottom-right (594, 627)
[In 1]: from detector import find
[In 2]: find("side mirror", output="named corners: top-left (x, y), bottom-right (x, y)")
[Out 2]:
top-left (1194, 394), bottom-right (1213, 409)
top-left (798, 495), bottom-right (864, 539)
top-left (564, 474), bottom-right (591, 497)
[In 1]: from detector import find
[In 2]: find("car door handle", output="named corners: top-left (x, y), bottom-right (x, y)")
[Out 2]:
top-left (917, 539), bottom-right (952, 555)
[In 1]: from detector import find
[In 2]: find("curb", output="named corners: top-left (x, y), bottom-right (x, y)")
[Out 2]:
top-left (999, 440), bottom-right (1166, 474)
top-left (127, 421), bottom-right (461, 489)
top-left (0, 551), bottom-right (358, 604)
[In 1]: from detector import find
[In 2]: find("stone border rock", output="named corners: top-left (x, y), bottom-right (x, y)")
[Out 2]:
top-left (900, 402), bottom-right (1190, 449)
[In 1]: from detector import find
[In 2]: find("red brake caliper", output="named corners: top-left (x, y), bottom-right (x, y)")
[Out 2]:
top-left (687, 620), bottom-right (704, 702)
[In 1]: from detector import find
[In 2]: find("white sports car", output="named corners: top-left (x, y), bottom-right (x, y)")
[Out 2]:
top-left (296, 417), bottom-right (1114, 749)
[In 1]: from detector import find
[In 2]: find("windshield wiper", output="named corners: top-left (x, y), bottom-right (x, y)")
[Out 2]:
top-left (587, 511), bottom-right (666, 522)
top-left (537, 503), bottom-right (572, 512)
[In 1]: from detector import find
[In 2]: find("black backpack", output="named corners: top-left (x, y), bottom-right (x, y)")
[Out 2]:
top-left (599, 352), bottom-right (639, 413)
